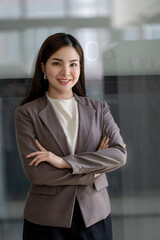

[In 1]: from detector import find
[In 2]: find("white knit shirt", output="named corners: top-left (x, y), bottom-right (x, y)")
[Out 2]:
top-left (47, 94), bottom-right (79, 154)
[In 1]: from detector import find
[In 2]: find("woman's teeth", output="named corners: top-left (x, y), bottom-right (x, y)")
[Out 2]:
top-left (59, 79), bottom-right (70, 82)
top-left (58, 79), bottom-right (70, 83)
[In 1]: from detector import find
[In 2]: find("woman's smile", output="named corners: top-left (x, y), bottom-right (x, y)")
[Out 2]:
top-left (57, 78), bottom-right (72, 84)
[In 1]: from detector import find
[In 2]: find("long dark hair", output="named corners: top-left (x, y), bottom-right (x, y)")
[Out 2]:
top-left (21, 33), bottom-right (86, 105)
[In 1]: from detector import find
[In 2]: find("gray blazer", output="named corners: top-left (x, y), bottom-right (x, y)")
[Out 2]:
top-left (14, 94), bottom-right (127, 228)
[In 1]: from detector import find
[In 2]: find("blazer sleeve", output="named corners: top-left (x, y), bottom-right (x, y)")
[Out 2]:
top-left (63, 101), bottom-right (127, 174)
top-left (14, 106), bottom-right (94, 186)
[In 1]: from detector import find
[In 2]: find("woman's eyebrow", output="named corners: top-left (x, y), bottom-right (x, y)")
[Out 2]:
top-left (50, 58), bottom-right (79, 62)
top-left (51, 58), bottom-right (63, 61)
top-left (70, 59), bottom-right (79, 62)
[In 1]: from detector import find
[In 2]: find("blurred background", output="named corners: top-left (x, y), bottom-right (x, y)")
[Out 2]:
top-left (0, 0), bottom-right (160, 239)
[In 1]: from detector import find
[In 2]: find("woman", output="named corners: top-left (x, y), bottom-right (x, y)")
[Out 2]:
top-left (15, 33), bottom-right (127, 240)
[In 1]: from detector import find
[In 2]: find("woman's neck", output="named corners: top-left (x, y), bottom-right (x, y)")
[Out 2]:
top-left (47, 90), bottom-right (74, 100)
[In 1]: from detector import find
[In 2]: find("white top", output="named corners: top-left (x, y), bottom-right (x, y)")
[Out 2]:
top-left (47, 94), bottom-right (79, 154)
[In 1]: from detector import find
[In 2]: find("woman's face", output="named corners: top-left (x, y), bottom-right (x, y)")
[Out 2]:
top-left (41, 46), bottom-right (80, 99)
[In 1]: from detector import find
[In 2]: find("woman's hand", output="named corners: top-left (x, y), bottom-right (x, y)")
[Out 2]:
top-left (94, 136), bottom-right (109, 178)
top-left (26, 139), bottom-right (71, 169)
top-left (97, 136), bottom-right (109, 151)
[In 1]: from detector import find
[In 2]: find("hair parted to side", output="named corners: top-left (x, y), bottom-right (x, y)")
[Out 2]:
top-left (21, 33), bottom-right (86, 105)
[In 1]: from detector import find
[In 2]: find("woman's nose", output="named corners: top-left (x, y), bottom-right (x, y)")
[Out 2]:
top-left (61, 66), bottom-right (70, 76)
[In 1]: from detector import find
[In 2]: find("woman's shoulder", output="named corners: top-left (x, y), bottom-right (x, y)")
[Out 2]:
top-left (15, 96), bottom-right (46, 116)
top-left (76, 95), bottom-right (108, 109)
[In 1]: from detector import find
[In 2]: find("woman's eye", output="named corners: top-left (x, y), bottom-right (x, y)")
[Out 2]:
top-left (71, 63), bottom-right (77, 67)
top-left (53, 62), bottom-right (61, 66)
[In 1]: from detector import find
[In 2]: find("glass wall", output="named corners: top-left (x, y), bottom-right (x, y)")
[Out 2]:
top-left (0, 0), bottom-right (160, 239)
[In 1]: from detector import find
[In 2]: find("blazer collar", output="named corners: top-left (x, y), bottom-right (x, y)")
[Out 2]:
top-left (38, 94), bottom-right (95, 156)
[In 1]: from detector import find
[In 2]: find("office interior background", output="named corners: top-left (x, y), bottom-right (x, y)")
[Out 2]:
top-left (0, 0), bottom-right (160, 239)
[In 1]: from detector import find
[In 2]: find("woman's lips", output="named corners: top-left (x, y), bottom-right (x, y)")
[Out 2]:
top-left (57, 79), bottom-right (71, 85)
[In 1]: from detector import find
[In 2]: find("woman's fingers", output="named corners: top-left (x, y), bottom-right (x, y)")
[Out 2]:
top-left (94, 173), bottom-right (100, 178)
top-left (97, 136), bottom-right (106, 150)
top-left (26, 139), bottom-right (48, 166)
top-left (35, 139), bottom-right (47, 151)
top-left (30, 156), bottom-right (49, 166)
top-left (26, 151), bottom-right (45, 158)
top-left (29, 153), bottom-right (48, 166)
top-left (103, 137), bottom-right (109, 148)
top-left (101, 137), bottom-right (109, 148)
top-left (33, 156), bottom-right (49, 166)
top-left (97, 136), bottom-right (109, 151)
top-left (26, 140), bottom-right (63, 168)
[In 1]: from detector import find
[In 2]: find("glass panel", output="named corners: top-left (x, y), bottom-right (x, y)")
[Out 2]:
top-left (0, 27), bottom-right (66, 78)
top-left (143, 24), bottom-right (160, 39)
top-left (103, 40), bottom-right (160, 76)
top-left (0, 0), bottom-right (20, 19)
top-left (68, 0), bottom-right (110, 17)
top-left (25, 0), bottom-right (65, 18)
top-left (0, 79), bottom-right (30, 240)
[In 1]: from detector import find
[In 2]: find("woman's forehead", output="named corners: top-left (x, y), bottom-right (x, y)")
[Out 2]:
top-left (49, 46), bottom-right (80, 61)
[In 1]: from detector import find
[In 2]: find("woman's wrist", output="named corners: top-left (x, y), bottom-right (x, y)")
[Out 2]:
top-left (59, 157), bottom-right (72, 169)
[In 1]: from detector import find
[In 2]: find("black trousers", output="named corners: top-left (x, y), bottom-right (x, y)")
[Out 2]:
top-left (23, 200), bottom-right (113, 240)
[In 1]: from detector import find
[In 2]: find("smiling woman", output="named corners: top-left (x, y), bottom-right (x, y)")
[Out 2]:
top-left (41, 46), bottom-right (81, 99)
top-left (20, 33), bottom-right (86, 105)
top-left (14, 33), bottom-right (127, 240)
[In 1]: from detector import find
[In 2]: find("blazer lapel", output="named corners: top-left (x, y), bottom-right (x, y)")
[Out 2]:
top-left (38, 96), bottom-right (71, 156)
top-left (75, 95), bottom-right (96, 154)
top-left (38, 95), bottom-right (96, 156)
